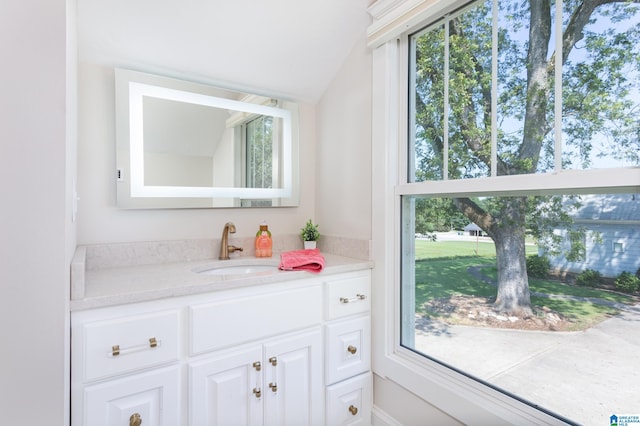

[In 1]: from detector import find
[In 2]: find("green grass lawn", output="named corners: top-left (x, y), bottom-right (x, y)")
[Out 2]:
top-left (415, 238), bottom-right (538, 259)
top-left (413, 239), bottom-right (635, 329)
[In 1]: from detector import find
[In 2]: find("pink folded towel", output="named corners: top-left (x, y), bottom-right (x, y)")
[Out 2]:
top-left (279, 248), bottom-right (325, 273)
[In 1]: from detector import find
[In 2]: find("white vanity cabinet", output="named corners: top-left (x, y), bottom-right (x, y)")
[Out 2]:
top-left (71, 306), bottom-right (184, 426)
top-left (71, 269), bottom-right (372, 426)
top-left (324, 272), bottom-right (373, 426)
top-left (189, 329), bottom-right (323, 426)
top-left (187, 282), bottom-right (324, 426)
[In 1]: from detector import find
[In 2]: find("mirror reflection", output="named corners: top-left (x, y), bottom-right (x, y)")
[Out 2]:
top-left (115, 68), bottom-right (299, 209)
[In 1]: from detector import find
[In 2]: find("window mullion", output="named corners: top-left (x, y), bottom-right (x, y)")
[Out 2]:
top-left (408, 36), bottom-right (418, 184)
top-left (396, 167), bottom-right (640, 197)
top-left (491, 0), bottom-right (498, 177)
top-left (443, 16), bottom-right (450, 180)
top-left (554, 0), bottom-right (563, 172)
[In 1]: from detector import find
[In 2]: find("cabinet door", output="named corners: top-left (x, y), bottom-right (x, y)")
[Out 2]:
top-left (263, 329), bottom-right (323, 426)
top-left (83, 366), bottom-right (180, 426)
top-left (326, 373), bottom-right (372, 426)
top-left (189, 346), bottom-right (263, 426)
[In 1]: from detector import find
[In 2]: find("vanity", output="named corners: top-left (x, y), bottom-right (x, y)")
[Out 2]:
top-left (70, 68), bottom-right (371, 425)
top-left (70, 244), bottom-right (373, 425)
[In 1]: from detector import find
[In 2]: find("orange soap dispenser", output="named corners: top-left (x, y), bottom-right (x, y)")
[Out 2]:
top-left (255, 221), bottom-right (272, 257)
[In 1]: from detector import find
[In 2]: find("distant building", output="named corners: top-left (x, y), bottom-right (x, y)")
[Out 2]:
top-left (544, 194), bottom-right (640, 278)
top-left (463, 222), bottom-right (484, 237)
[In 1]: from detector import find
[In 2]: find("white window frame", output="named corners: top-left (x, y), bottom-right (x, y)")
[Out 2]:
top-left (369, 0), bottom-right (640, 423)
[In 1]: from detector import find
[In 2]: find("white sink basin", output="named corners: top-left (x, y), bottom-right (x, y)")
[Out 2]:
top-left (194, 260), bottom-right (280, 277)
top-left (198, 265), bottom-right (279, 276)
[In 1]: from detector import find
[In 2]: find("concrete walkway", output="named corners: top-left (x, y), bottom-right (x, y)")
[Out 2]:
top-left (414, 304), bottom-right (640, 425)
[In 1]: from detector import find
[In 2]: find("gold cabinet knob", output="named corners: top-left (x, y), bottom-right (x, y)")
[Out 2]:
top-left (347, 345), bottom-right (357, 354)
top-left (253, 387), bottom-right (262, 398)
top-left (348, 405), bottom-right (358, 416)
top-left (269, 382), bottom-right (278, 392)
top-left (269, 356), bottom-right (277, 366)
top-left (129, 413), bottom-right (142, 426)
top-left (253, 361), bottom-right (262, 371)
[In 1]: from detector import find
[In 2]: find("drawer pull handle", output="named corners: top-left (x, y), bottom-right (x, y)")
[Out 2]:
top-left (269, 382), bottom-right (278, 392)
top-left (129, 413), bottom-right (142, 426)
top-left (347, 345), bottom-right (358, 355)
top-left (253, 387), bottom-right (262, 398)
top-left (339, 294), bottom-right (366, 304)
top-left (349, 405), bottom-right (358, 416)
top-left (109, 338), bottom-right (161, 357)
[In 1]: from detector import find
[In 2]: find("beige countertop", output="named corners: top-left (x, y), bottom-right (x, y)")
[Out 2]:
top-left (70, 250), bottom-right (373, 311)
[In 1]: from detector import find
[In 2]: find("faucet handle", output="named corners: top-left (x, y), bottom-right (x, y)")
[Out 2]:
top-left (228, 245), bottom-right (243, 254)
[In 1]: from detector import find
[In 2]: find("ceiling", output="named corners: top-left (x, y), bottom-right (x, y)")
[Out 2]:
top-left (77, 0), bottom-right (371, 103)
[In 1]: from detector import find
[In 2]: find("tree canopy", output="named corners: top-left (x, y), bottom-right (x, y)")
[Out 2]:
top-left (411, 0), bottom-right (640, 313)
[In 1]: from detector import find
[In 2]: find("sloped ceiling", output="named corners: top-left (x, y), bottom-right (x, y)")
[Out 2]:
top-left (77, 0), bottom-right (371, 103)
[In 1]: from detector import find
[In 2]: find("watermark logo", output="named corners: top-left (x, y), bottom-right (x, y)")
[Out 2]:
top-left (611, 414), bottom-right (640, 426)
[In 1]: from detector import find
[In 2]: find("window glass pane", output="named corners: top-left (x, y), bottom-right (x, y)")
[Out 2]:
top-left (411, 23), bottom-right (446, 181)
top-left (401, 193), bottom-right (640, 424)
top-left (561, 3), bottom-right (640, 169)
top-left (411, 0), bottom-right (640, 181)
top-left (411, 1), bottom-right (493, 182)
top-left (496, 0), bottom-right (557, 174)
top-left (246, 115), bottom-right (273, 189)
top-left (448, 1), bottom-right (492, 179)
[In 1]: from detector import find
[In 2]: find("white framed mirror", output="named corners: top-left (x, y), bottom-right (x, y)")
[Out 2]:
top-left (115, 68), bottom-right (299, 208)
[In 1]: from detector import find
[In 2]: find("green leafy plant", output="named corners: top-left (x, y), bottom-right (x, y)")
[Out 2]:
top-left (300, 219), bottom-right (320, 241)
top-left (526, 255), bottom-right (550, 279)
top-left (615, 271), bottom-right (639, 294)
top-left (576, 269), bottom-right (602, 287)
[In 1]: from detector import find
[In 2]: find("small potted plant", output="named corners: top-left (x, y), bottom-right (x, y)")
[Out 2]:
top-left (301, 219), bottom-right (320, 249)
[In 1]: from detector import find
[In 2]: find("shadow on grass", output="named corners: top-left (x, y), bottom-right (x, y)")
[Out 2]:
top-left (414, 256), bottom-right (637, 331)
top-left (414, 256), bottom-right (496, 312)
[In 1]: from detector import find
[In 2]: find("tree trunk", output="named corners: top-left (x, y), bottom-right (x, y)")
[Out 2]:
top-left (453, 197), bottom-right (533, 314)
top-left (492, 198), bottom-right (532, 315)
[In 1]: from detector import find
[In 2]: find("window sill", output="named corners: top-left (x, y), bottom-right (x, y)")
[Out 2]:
top-left (374, 346), bottom-right (572, 425)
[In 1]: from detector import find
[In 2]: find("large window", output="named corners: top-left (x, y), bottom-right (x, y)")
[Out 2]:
top-left (401, 0), bottom-right (640, 423)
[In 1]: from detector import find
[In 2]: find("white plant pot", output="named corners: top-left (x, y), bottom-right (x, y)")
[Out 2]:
top-left (303, 241), bottom-right (317, 250)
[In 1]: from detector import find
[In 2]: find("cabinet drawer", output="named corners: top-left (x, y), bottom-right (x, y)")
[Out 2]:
top-left (82, 366), bottom-right (180, 426)
top-left (190, 284), bottom-right (322, 355)
top-left (326, 373), bottom-right (372, 426)
top-left (81, 310), bottom-right (180, 382)
top-left (326, 315), bottom-right (371, 385)
top-left (325, 272), bottom-right (371, 320)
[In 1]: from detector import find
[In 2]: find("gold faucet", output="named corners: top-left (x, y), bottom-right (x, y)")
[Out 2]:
top-left (219, 222), bottom-right (243, 260)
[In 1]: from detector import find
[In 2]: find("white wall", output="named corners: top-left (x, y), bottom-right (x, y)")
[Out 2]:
top-left (0, 0), bottom-right (74, 424)
top-left (374, 375), bottom-right (464, 425)
top-left (76, 62), bottom-right (316, 244)
top-left (316, 34), bottom-right (372, 240)
top-left (316, 24), bottom-right (464, 425)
